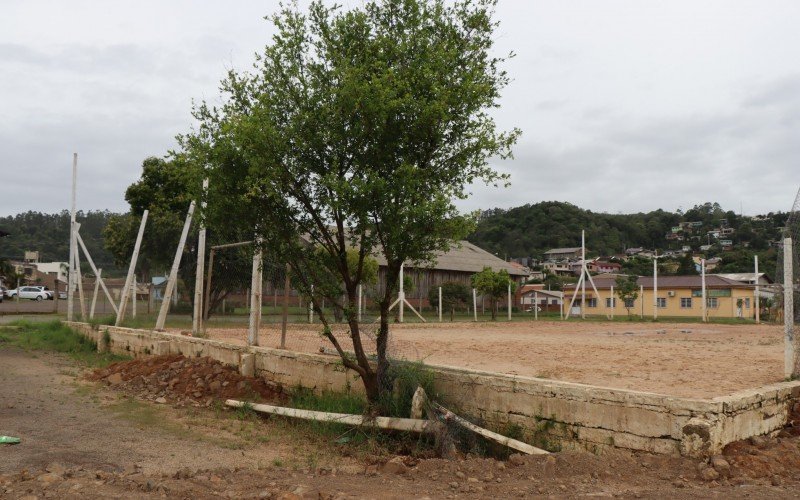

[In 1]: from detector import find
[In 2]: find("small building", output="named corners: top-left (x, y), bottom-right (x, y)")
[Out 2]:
top-left (518, 284), bottom-right (563, 312)
top-left (543, 247), bottom-right (583, 261)
top-left (36, 262), bottom-right (69, 283)
top-left (562, 275), bottom-right (758, 319)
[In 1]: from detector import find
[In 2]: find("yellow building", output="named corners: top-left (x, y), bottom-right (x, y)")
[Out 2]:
top-left (563, 275), bottom-right (757, 319)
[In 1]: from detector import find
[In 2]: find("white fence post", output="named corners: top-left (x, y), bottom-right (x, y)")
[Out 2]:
top-left (507, 283), bottom-right (512, 321)
top-left (784, 238), bottom-right (796, 379)
top-left (438, 286), bottom-right (442, 322)
top-left (472, 288), bottom-right (478, 322)
top-left (155, 203), bottom-right (195, 331)
top-left (248, 244), bottom-right (263, 346)
top-left (117, 210), bottom-right (149, 325)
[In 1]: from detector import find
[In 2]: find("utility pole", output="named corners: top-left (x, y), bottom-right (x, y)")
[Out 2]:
top-left (67, 153), bottom-right (77, 322)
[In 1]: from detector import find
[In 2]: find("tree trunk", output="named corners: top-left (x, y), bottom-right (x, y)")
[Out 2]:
top-left (491, 298), bottom-right (497, 320)
top-left (375, 299), bottom-right (391, 407)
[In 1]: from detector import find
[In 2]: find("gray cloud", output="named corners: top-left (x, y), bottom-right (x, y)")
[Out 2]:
top-left (2, 0), bottom-right (800, 218)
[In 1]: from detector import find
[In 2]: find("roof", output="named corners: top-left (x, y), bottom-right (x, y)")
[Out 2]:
top-left (521, 288), bottom-right (563, 299)
top-left (544, 247), bottom-right (582, 255)
top-left (375, 241), bottom-right (528, 276)
top-left (563, 274), bottom-right (750, 290)
top-left (714, 273), bottom-right (773, 284)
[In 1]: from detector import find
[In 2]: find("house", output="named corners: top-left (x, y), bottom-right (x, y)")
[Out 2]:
top-left (625, 247), bottom-right (644, 256)
top-left (589, 261), bottom-right (621, 274)
top-left (719, 239), bottom-right (733, 250)
top-left (542, 260), bottom-right (573, 276)
top-left (562, 274), bottom-right (758, 319)
top-left (36, 262), bottom-right (69, 283)
top-left (543, 247), bottom-right (583, 261)
top-left (373, 241), bottom-right (529, 306)
top-left (715, 272), bottom-right (776, 301)
top-left (518, 286), bottom-right (563, 312)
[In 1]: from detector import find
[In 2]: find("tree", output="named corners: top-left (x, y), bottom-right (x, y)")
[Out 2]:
top-left (676, 253), bottom-right (698, 275)
top-left (428, 281), bottom-right (470, 321)
top-left (181, 0), bottom-right (517, 409)
top-left (471, 267), bottom-right (516, 320)
top-left (615, 274), bottom-right (639, 319)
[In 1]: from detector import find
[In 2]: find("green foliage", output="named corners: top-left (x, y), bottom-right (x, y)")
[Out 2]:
top-left (0, 320), bottom-right (129, 367)
top-left (380, 361), bottom-right (437, 419)
top-left (181, 0), bottom-right (517, 405)
top-left (614, 275), bottom-right (639, 318)
top-left (471, 267), bottom-right (515, 320)
top-left (468, 201), bottom-right (788, 270)
top-left (428, 281), bottom-right (470, 321)
top-left (0, 211), bottom-right (118, 273)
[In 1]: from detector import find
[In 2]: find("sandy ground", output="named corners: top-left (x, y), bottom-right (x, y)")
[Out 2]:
top-left (3, 343), bottom-right (800, 498)
top-left (202, 320), bottom-right (786, 399)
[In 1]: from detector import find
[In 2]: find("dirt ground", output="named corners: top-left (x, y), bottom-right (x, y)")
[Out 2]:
top-left (3, 346), bottom-right (800, 499)
top-left (201, 320), bottom-right (785, 399)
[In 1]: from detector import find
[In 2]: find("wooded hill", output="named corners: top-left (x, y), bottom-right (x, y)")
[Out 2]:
top-left (0, 211), bottom-right (119, 274)
top-left (467, 201), bottom-right (789, 274)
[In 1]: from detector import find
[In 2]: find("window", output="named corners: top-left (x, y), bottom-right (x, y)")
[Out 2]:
top-left (656, 297), bottom-right (667, 308)
top-left (744, 298), bottom-right (751, 308)
top-left (624, 298), bottom-right (635, 308)
top-left (551, 299), bottom-right (558, 305)
top-left (587, 298), bottom-right (597, 308)
top-left (680, 297), bottom-right (692, 308)
top-left (707, 297), bottom-right (718, 308)
top-left (605, 297), bottom-right (616, 308)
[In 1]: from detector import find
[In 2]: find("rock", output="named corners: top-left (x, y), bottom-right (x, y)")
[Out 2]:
top-left (107, 373), bottom-right (123, 385)
top-left (155, 397), bottom-right (167, 404)
top-left (209, 381), bottom-right (222, 392)
top-left (700, 467), bottom-right (719, 481)
top-left (37, 472), bottom-right (61, 485)
top-left (509, 454), bottom-right (525, 466)
top-left (467, 477), bottom-right (479, 483)
top-left (449, 482), bottom-right (459, 489)
top-left (193, 391), bottom-right (203, 398)
top-left (771, 475), bottom-right (782, 486)
top-left (45, 464), bottom-right (66, 475)
top-left (710, 456), bottom-right (731, 477)
top-left (381, 457), bottom-right (408, 475)
top-left (749, 436), bottom-right (769, 449)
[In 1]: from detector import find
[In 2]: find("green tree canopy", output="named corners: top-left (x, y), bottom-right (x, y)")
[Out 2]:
top-left (428, 281), bottom-right (470, 321)
top-left (181, 0), bottom-right (517, 407)
top-left (471, 267), bottom-right (516, 320)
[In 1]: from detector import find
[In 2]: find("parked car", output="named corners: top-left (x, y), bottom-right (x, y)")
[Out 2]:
top-left (29, 286), bottom-right (54, 299)
top-left (58, 290), bottom-right (67, 300)
top-left (9, 286), bottom-right (50, 301)
top-left (0, 286), bottom-right (5, 303)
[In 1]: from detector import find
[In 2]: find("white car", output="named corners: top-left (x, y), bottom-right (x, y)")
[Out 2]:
top-left (29, 286), bottom-right (54, 299)
top-left (8, 286), bottom-right (50, 301)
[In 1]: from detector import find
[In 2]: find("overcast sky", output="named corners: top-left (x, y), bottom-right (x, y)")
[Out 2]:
top-left (2, 0), bottom-right (799, 217)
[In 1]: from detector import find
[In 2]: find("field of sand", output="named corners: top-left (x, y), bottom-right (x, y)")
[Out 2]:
top-left (201, 320), bottom-right (786, 399)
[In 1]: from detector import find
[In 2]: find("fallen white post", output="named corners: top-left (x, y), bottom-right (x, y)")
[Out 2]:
top-left (117, 210), bottom-right (149, 325)
top-left (432, 402), bottom-right (549, 455)
top-left (225, 399), bottom-right (434, 433)
top-left (76, 231), bottom-right (118, 316)
top-left (156, 202), bottom-right (195, 331)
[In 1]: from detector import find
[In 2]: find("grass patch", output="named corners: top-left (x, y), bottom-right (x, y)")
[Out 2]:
top-left (0, 320), bottom-right (129, 367)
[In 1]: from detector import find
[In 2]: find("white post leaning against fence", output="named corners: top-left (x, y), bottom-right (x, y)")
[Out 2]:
top-left (117, 210), bottom-right (149, 325)
top-left (155, 203), bottom-right (195, 331)
top-left (653, 256), bottom-right (658, 320)
top-left (74, 223), bottom-right (87, 320)
top-left (68, 153), bottom-right (78, 322)
top-left (534, 291), bottom-right (539, 320)
top-left (438, 286), bottom-right (442, 322)
top-left (248, 244), bottom-right (262, 346)
top-left (784, 237), bottom-right (796, 379)
top-left (610, 285), bottom-right (614, 320)
top-left (76, 231), bottom-right (118, 316)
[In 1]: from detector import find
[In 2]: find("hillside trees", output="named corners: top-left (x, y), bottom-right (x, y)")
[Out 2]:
top-left (180, 0), bottom-right (518, 408)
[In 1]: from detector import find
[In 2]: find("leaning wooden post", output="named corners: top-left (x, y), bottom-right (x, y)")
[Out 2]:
top-left (438, 286), bottom-right (442, 323)
top-left (192, 178), bottom-right (209, 335)
top-left (248, 243), bottom-right (263, 346)
top-left (77, 231), bottom-right (118, 315)
top-left (116, 210), bottom-right (148, 325)
top-left (90, 269), bottom-right (101, 319)
top-left (155, 203), bottom-right (195, 331)
top-left (280, 263), bottom-right (290, 349)
top-left (67, 153), bottom-right (78, 322)
top-left (784, 237), bottom-right (797, 379)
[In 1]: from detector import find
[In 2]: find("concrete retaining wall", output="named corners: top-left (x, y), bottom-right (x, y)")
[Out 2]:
top-left (68, 322), bottom-right (800, 457)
